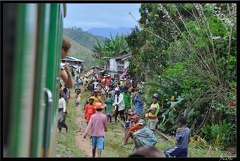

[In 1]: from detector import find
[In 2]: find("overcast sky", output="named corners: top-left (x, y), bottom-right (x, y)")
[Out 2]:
top-left (64, 3), bottom-right (141, 31)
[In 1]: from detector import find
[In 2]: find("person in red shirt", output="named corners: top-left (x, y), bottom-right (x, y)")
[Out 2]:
top-left (84, 97), bottom-right (96, 124)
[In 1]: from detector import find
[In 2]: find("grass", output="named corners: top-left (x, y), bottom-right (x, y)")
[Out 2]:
top-left (56, 88), bottom-right (85, 157)
top-left (56, 87), bottom-right (236, 158)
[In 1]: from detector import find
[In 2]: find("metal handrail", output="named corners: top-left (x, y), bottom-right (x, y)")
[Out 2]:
top-left (43, 88), bottom-right (52, 157)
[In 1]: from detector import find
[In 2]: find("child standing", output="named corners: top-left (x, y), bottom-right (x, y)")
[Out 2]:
top-left (84, 97), bottom-right (96, 124)
top-left (75, 90), bottom-right (81, 107)
top-left (146, 93), bottom-right (160, 134)
top-left (106, 93), bottom-right (114, 122)
top-left (164, 116), bottom-right (191, 158)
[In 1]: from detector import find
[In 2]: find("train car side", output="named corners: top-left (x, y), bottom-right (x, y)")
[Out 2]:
top-left (3, 3), bottom-right (66, 157)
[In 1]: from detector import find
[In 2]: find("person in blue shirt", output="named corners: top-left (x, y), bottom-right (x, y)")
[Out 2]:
top-left (164, 116), bottom-right (191, 158)
top-left (133, 90), bottom-right (144, 118)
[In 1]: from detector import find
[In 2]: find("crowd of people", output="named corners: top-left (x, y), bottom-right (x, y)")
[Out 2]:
top-left (58, 38), bottom-right (191, 158)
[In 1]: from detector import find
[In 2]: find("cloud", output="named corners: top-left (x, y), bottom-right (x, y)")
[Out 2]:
top-left (64, 3), bottom-right (141, 30)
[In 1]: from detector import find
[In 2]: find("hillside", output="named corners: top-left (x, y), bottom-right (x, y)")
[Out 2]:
top-left (63, 28), bottom-right (105, 67)
top-left (63, 35), bottom-right (97, 67)
top-left (63, 28), bottom-right (105, 50)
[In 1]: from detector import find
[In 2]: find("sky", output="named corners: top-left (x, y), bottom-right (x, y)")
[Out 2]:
top-left (64, 3), bottom-right (141, 31)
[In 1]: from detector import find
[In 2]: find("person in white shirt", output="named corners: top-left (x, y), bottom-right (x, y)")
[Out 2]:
top-left (58, 93), bottom-right (68, 133)
top-left (92, 79), bottom-right (99, 90)
top-left (113, 88), bottom-right (125, 123)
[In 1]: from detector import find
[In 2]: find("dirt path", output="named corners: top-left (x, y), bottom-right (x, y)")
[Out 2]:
top-left (74, 103), bottom-right (93, 157)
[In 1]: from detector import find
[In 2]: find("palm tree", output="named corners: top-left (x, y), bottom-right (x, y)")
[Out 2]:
top-left (92, 34), bottom-right (129, 59)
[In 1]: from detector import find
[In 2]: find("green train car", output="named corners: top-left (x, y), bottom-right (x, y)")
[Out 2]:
top-left (3, 3), bottom-right (67, 157)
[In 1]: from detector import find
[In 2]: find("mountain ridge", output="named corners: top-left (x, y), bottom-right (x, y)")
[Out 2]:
top-left (87, 27), bottom-right (133, 38)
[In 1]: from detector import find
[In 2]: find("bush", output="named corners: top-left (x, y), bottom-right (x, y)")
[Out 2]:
top-left (201, 121), bottom-right (236, 147)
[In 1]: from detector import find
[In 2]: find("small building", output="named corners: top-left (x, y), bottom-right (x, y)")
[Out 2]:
top-left (82, 66), bottom-right (104, 78)
top-left (103, 51), bottom-right (131, 79)
top-left (61, 56), bottom-right (85, 73)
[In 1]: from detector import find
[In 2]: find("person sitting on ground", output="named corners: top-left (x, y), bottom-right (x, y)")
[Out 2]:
top-left (123, 111), bottom-right (135, 141)
top-left (84, 97), bottom-right (96, 124)
top-left (132, 119), bottom-right (157, 151)
top-left (121, 115), bottom-right (140, 146)
top-left (128, 146), bottom-right (165, 158)
top-left (164, 116), bottom-right (191, 158)
top-left (124, 111), bottom-right (135, 129)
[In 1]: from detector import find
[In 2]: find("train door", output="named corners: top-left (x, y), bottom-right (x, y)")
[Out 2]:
top-left (3, 3), bottom-right (39, 157)
top-left (3, 3), bottom-right (65, 157)
top-left (42, 3), bottom-right (64, 157)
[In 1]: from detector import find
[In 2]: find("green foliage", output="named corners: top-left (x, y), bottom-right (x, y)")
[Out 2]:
top-left (201, 121), bottom-right (236, 147)
top-left (56, 88), bottom-right (85, 157)
top-left (92, 34), bottom-right (129, 59)
top-left (63, 28), bottom-right (105, 50)
top-left (128, 3), bottom-right (237, 149)
top-left (143, 75), bottom-right (188, 134)
top-left (56, 88), bottom-right (235, 157)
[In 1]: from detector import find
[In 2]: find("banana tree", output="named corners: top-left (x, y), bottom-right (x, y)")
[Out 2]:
top-left (143, 75), bottom-right (193, 134)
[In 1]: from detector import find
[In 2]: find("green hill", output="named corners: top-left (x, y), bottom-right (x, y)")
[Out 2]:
top-left (63, 28), bottom-right (105, 50)
top-left (63, 28), bottom-right (105, 68)
top-left (63, 35), bottom-right (96, 67)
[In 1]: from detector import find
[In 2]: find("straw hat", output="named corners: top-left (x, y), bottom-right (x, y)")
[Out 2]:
top-left (88, 96), bottom-right (94, 102)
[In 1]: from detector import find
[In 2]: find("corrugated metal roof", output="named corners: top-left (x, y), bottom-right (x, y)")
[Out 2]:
top-left (103, 53), bottom-right (132, 61)
top-left (116, 53), bottom-right (132, 61)
top-left (62, 56), bottom-right (84, 63)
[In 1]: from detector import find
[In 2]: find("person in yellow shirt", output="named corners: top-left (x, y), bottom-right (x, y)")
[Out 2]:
top-left (90, 89), bottom-right (102, 106)
top-left (146, 93), bottom-right (160, 134)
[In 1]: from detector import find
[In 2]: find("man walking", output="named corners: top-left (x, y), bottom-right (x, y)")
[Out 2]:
top-left (83, 103), bottom-right (108, 157)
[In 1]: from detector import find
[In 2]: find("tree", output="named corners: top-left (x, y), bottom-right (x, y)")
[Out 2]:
top-left (92, 34), bottom-right (129, 59)
top-left (126, 3), bottom-right (236, 146)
